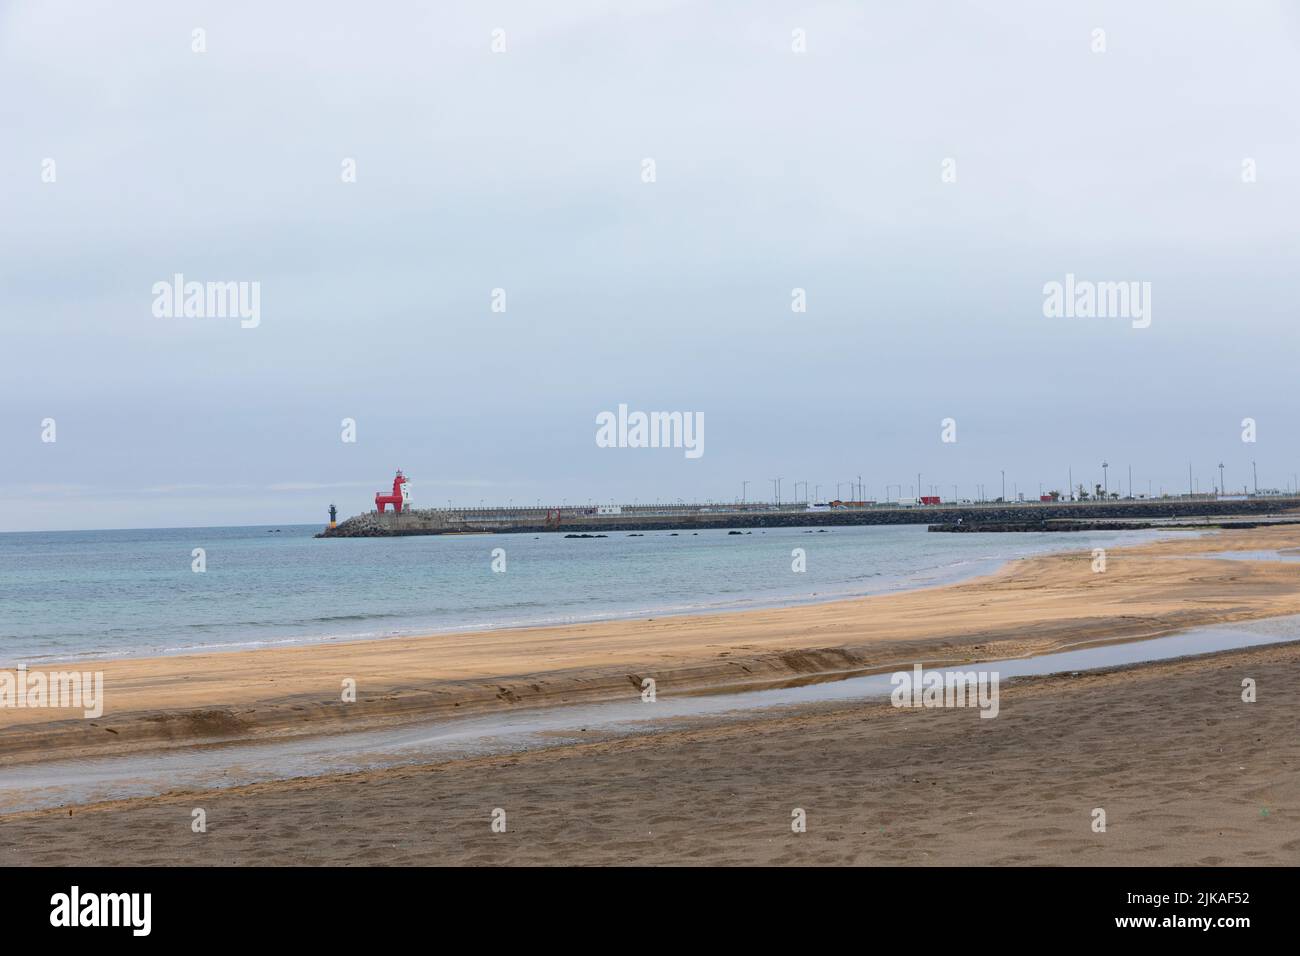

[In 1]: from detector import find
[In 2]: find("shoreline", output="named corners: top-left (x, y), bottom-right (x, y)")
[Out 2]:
top-left (4, 525), bottom-right (1300, 767)
top-left (2, 550), bottom-right (1011, 667)
top-left (5, 525), bottom-right (1192, 668)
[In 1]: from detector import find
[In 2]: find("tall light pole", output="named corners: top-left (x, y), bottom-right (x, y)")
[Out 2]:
top-left (857, 474), bottom-right (863, 502)
top-left (1127, 464), bottom-right (1132, 500)
top-left (1253, 460), bottom-right (1258, 494)
top-left (1000, 470), bottom-right (1005, 502)
top-left (741, 480), bottom-right (749, 503)
top-left (771, 477), bottom-right (782, 505)
top-left (1218, 463), bottom-right (1224, 497)
top-left (1101, 461), bottom-right (1109, 499)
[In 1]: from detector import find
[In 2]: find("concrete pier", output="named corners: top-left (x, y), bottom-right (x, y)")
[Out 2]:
top-left (318, 497), bottom-right (1300, 537)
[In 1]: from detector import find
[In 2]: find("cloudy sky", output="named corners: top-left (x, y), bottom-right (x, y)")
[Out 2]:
top-left (2, 0), bottom-right (1298, 531)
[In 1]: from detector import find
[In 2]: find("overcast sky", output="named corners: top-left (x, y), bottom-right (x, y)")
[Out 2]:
top-left (3, 0), bottom-right (1299, 531)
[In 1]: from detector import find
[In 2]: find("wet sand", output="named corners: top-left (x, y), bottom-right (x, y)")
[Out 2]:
top-left (2, 640), bottom-right (1295, 865)
top-left (5, 524), bottom-right (1300, 764)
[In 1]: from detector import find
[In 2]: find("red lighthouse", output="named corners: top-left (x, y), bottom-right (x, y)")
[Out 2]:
top-left (375, 470), bottom-right (410, 513)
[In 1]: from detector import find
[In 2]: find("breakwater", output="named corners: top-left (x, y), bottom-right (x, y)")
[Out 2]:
top-left (319, 497), bottom-right (1300, 537)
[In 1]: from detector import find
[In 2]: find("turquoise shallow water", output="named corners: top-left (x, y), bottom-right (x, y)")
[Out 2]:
top-left (0, 523), bottom-right (1184, 664)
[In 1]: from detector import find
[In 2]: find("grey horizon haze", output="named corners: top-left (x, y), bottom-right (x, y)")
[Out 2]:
top-left (3, 0), bottom-right (1299, 532)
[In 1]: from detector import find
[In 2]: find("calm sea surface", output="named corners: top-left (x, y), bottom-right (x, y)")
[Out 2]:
top-left (0, 523), bottom-right (1181, 664)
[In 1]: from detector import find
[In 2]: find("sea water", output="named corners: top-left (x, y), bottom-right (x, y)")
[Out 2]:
top-left (0, 523), bottom-right (1188, 664)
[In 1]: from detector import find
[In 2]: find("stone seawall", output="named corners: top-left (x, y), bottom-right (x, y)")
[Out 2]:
top-left (318, 498), bottom-right (1300, 537)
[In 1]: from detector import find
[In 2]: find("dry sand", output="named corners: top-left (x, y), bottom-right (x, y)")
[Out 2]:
top-left (2, 641), bottom-right (1295, 865)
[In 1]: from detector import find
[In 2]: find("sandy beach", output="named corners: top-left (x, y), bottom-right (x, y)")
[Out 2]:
top-left (3, 525), bottom-right (1300, 763)
top-left (2, 525), bottom-right (1299, 865)
top-left (1, 640), bottom-right (1295, 865)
